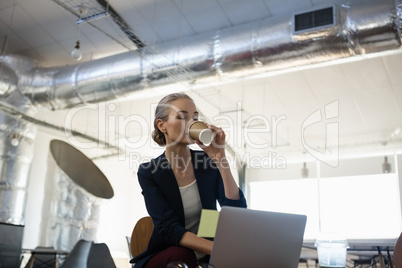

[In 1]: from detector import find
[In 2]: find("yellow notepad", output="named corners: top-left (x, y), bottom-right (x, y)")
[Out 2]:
top-left (197, 209), bottom-right (220, 238)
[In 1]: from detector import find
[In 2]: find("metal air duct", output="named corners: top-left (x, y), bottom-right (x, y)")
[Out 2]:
top-left (0, 0), bottom-right (398, 110)
top-left (0, 90), bottom-right (36, 225)
top-left (0, 63), bottom-right (17, 96)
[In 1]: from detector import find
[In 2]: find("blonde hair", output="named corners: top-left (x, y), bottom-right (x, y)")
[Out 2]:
top-left (152, 93), bottom-right (194, 146)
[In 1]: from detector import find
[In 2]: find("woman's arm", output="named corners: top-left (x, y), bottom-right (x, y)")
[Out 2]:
top-left (179, 231), bottom-right (213, 255)
top-left (138, 162), bottom-right (188, 246)
top-left (196, 124), bottom-right (240, 200)
top-left (214, 156), bottom-right (240, 200)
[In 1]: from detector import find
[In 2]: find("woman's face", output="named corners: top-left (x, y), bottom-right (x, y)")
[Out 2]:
top-left (159, 98), bottom-right (199, 145)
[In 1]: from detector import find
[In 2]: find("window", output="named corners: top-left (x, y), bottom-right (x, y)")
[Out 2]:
top-left (250, 179), bottom-right (320, 240)
top-left (249, 173), bottom-right (401, 240)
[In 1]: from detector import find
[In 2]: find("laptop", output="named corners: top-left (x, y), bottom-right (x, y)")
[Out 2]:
top-left (209, 206), bottom-right (307, 268)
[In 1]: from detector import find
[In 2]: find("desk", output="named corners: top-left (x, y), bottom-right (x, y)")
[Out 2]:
top-left (302, 239), bottom-right (397, 267)
top-left (300, 247), bottom-right (319, 267)
top-left (346, 240), bottom-right (396, 268)
top-left (303, 239), bottom-right (397, 255)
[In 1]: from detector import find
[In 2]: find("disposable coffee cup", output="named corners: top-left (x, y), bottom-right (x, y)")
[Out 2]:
top-left (189, 121), bottom-right (214, 144)
top-left (315, 233), bottom-right (349, 268)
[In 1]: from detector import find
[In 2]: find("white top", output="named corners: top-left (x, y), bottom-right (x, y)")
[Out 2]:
top-left (179, 180), bottom-right (202, 234)
top-left (179, 180), bottom-right (205, 260)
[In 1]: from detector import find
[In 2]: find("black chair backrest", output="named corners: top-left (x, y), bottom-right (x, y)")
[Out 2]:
top-left (60, 240), bottom-right (92, 268)
top-left (87, 243), bottom-right (116, 268)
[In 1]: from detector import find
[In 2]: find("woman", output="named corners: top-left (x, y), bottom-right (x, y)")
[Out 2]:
top-left (131, 93), bottom-right (247, 268)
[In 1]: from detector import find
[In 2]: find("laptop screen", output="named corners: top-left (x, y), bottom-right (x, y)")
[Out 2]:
top-left (209, 207), bottom-right (307, 268)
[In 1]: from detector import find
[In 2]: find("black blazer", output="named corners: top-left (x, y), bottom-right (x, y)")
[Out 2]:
top-left (131, 149), bottom-right (247, 267)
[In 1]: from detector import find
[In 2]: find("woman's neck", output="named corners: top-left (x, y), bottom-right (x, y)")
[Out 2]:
top-left (165, 145), bottom-right (191, 172)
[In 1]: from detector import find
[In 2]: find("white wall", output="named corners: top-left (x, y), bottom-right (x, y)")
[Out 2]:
top-left (23, 130), bottom-right (49, 250)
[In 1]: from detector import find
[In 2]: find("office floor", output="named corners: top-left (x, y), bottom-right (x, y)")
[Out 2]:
top-left (113, 258), bottom-right (131, 268)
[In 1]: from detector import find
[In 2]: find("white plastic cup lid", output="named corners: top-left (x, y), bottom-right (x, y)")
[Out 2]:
top-left (315, 232), bottom-right (349, 248)
top-left (199, 129), bottom-right (214, 144)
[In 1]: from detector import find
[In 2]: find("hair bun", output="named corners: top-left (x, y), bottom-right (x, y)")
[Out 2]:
top-left (152, 129), bottom-right (166, 146)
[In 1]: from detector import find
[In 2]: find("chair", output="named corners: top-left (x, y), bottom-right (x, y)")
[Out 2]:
top-left (130, 216), bottom-right (154, 259)
top-left (61, 239), bottom-right (116, 268)
top-left (377, 247), bottom-right (386, 268)
top-left (25, 247), bottom-right (57, 268)
top-left (394, 232), bottom-right (402, 268)
top-left (87, 243), bottom-right (116, 268)
top-left (60, 239), bottom-right (92, 268)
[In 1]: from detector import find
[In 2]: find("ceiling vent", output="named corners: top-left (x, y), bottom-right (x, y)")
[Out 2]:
top-left (294, 6), bottom-right (335, 33)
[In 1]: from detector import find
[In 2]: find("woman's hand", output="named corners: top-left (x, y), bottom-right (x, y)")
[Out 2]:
top-left (196, 124), bottom-right (240, 200)
top-left (195, 124), bottom-right (226, 162)
top-left (180, 231), bottom-right (213, 255)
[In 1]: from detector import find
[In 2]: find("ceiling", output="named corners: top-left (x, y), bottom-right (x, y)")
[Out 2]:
top-left (1, 0), bottom-right (402, 161)
top-left (0, 0), bottom-right (335, 68)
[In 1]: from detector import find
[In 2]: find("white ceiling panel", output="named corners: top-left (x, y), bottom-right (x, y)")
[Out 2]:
top-left (34, 42), bottom-right (70, 65)
top-left (3, 33), bottom-right (29, 53)
top-left (41, 17), bottom-right (78, 42)
top-left (393, 86), bottom-right (402, 111)
top-left (352, 87), bottom-right (402, 129)
top-left (1, 4), bottom-right (28, 29)
top-left (18, 26), bottom-right (54, 47)
top-left (173, 0), bottom-right (221, 15)
top-left (301, 65), bottom-right (350, 97)
top-left (137, 0), bottom-right (180, 23)
top-left (269, 72), bottom-right (315, 101)
top-left (261, 101), bottom-right (287, 121)
top-left (241, 83), bottom-right (266, 115)
top-left (22, 0), bottom-right (64, 23)
top-left (263, 0), bottom-right (313, 17)
top-left (119, 8), bottom-right (144, 27)
top-left (220, 0), bottom-right (270, 26)
top-left (382, 53), bottom-right (402, 86)
top-left (129, 22), bottom-right (160, 46)
top-left (341, 58), bottom-right (392, 91)
top-left (332, 94), bottom-right (368, 135)
top-left (151, 16), bottom-right (194, 42)
top-left (186, 7), bottom-right (230, 34)
top-left (281, 97), bottom-right (320, 125)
